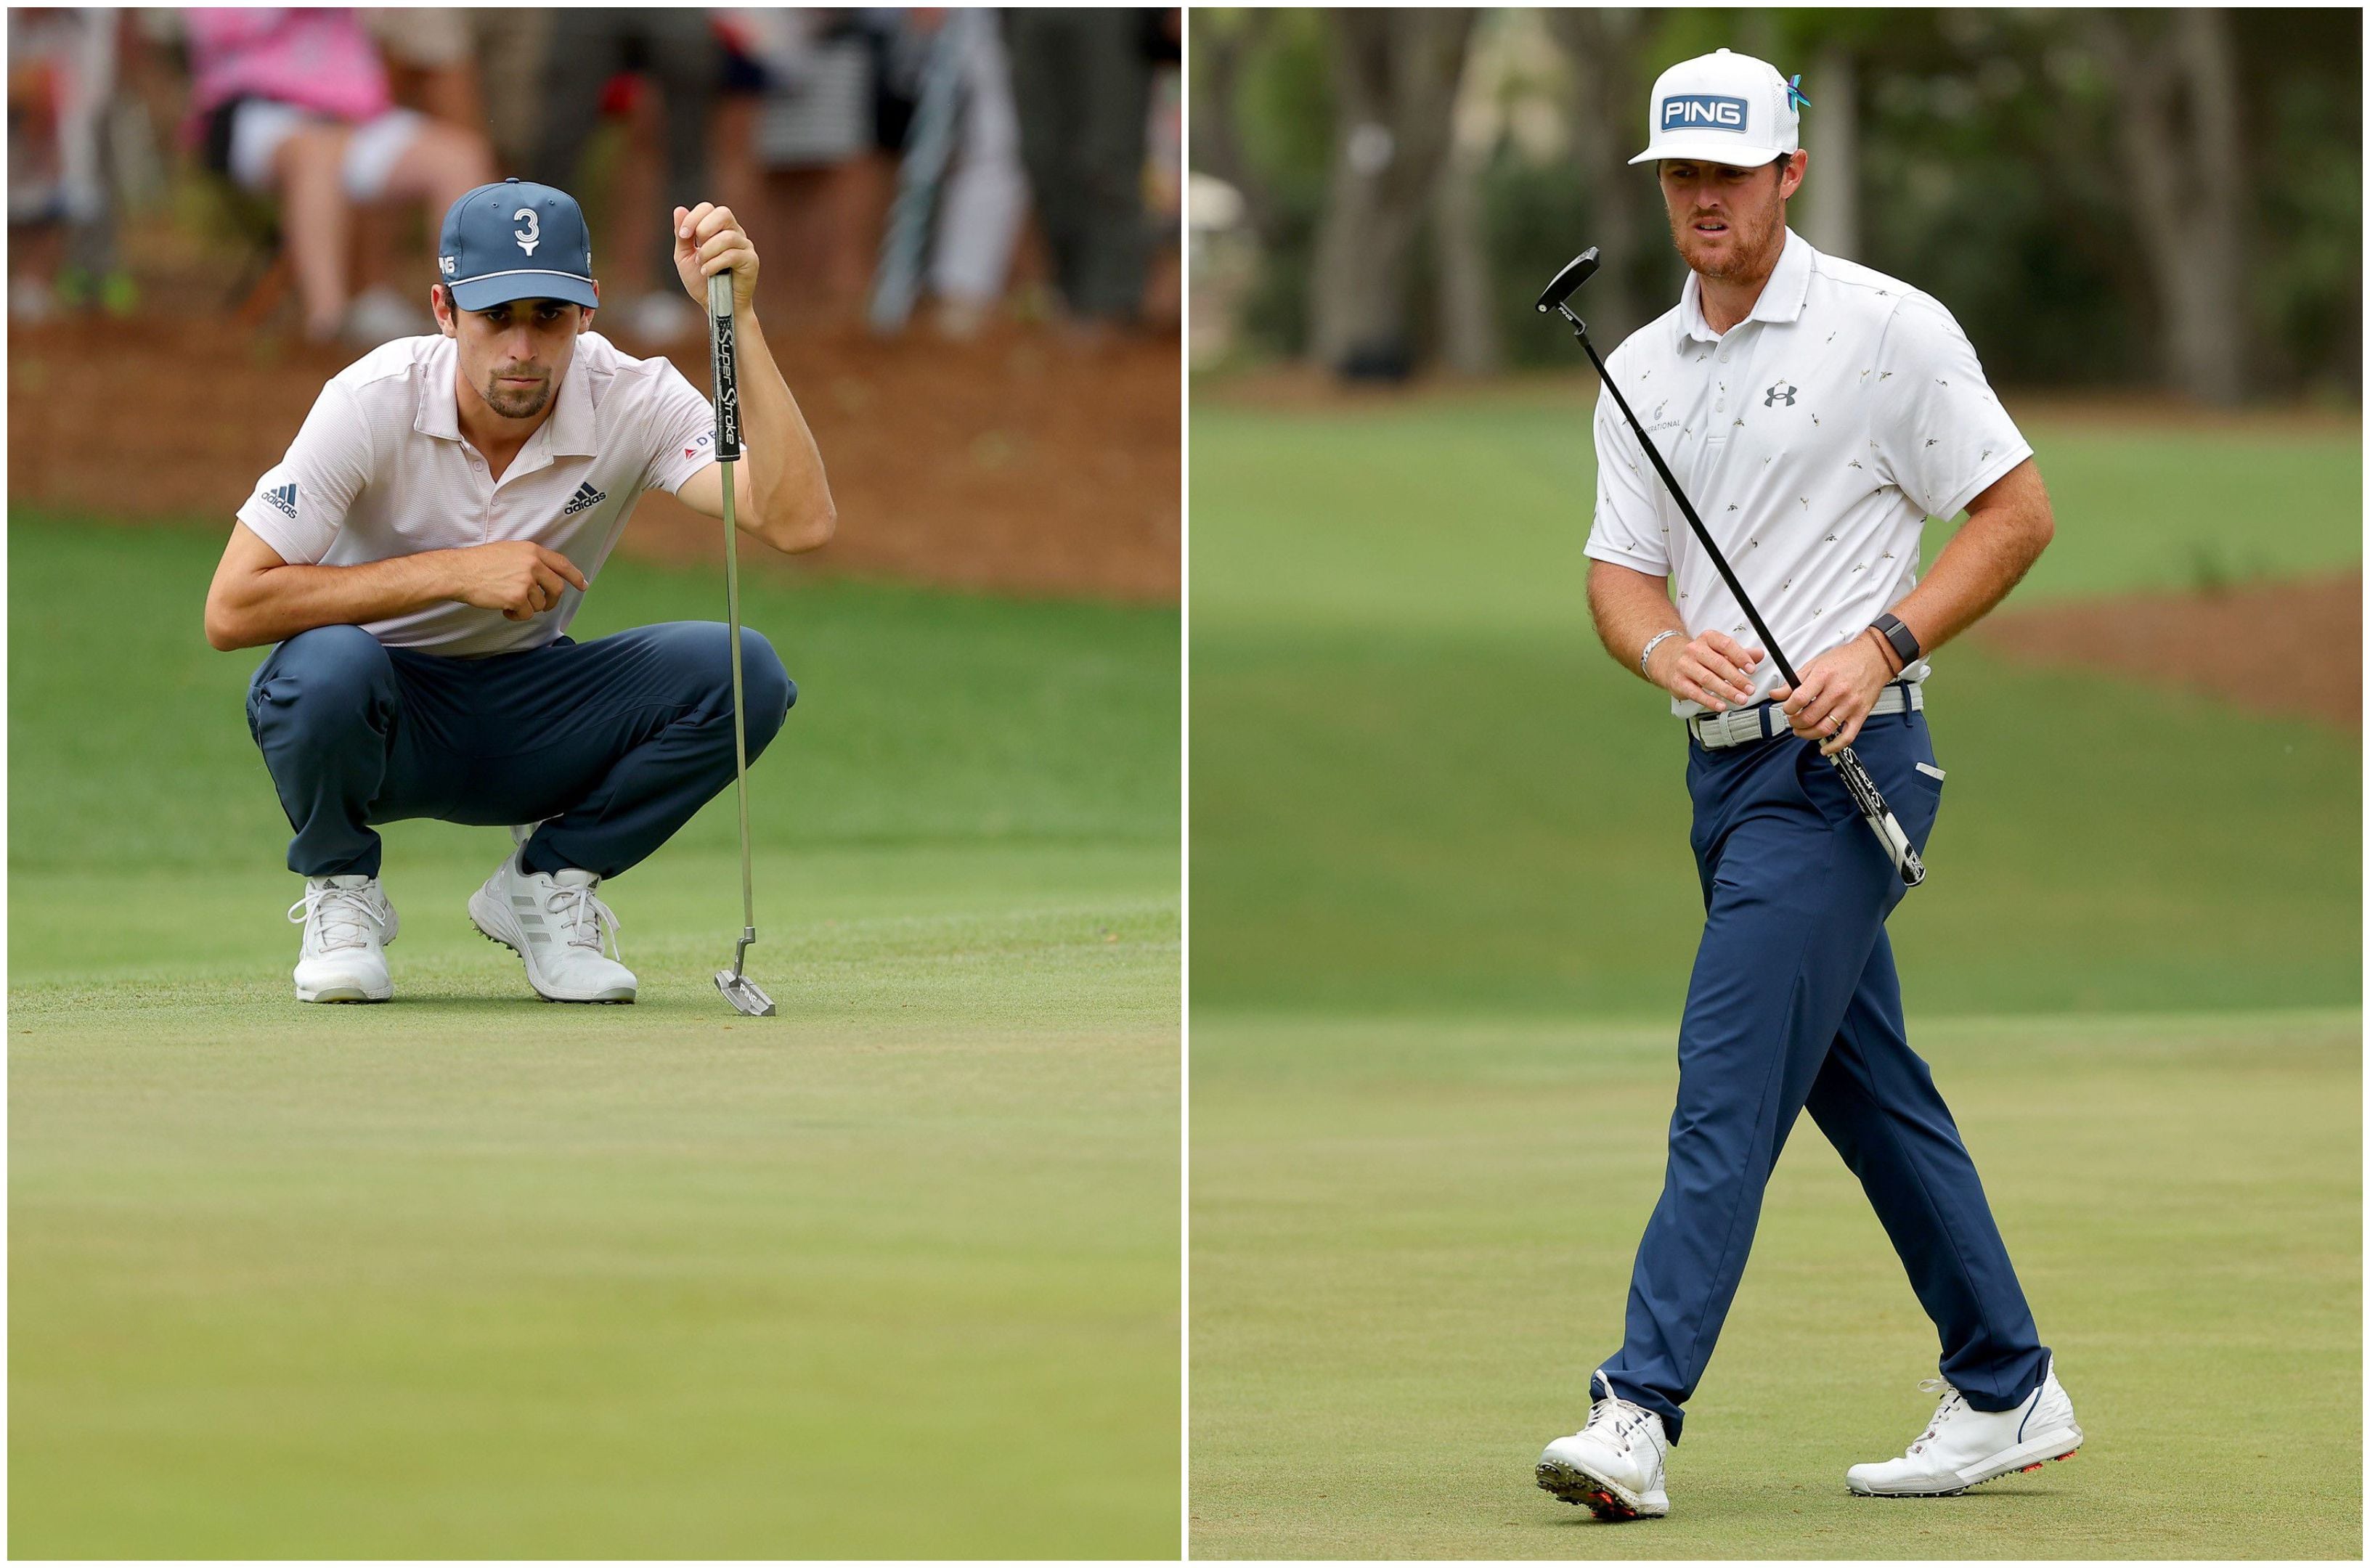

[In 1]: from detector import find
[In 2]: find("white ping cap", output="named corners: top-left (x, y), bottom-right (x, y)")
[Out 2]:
top-left (1629, 48), bottom-right (1807, 168)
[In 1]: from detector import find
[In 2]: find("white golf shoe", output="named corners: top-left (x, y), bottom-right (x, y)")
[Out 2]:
top-left (468, 849), bottom-right (638, 1003)
top-left (1536, 1371), bottom-right (1672, 1520)
top-left (1846, 1357), bottom-right (2082, 1498)
top-left (288, 874), bottom-right (398, 1003)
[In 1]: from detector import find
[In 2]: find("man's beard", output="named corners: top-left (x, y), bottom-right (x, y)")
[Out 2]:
top-left (1671, 206), bottom-right (1784, 282)
top-left (481, 373), bottom-right (553, 420)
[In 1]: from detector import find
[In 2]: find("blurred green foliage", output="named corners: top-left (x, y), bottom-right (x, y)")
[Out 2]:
top-left (1194, 7), bottom-right (2362, 396)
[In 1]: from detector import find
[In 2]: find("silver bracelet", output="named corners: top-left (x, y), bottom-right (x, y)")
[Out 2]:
top-left (1639, 629), bottom-right (1681, 678)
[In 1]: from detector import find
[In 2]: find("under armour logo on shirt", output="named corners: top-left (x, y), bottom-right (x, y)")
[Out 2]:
top-left (561, 481), bottom-right (607, 516)
top-left (1764, 382), bottom-right (1798, 407)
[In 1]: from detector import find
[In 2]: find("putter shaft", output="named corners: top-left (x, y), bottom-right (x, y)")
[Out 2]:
top-left (720, 451), bottom-right (757, 965)
top-left (708, 269), bottom-right (775, 1008)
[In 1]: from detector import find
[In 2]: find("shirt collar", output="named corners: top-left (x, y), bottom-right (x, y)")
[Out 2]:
top-left (416, 336), bottom-right (460, 441)
top-left (413, 332), bottom-right (598, 458)
top-left (1675, 226), bottom-right (1816, 346)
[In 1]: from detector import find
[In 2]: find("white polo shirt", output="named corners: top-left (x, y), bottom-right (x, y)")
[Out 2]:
top-left (1586, 229), bottom-right (2031, 716)
top-left (237, 330), bottom-right (724, 656)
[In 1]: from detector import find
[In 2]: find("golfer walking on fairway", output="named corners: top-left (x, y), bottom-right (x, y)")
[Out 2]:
top-left (1534, 50), bottom-right (2078, 1519)
top-left (205, 179), bottom-right (835, 1004)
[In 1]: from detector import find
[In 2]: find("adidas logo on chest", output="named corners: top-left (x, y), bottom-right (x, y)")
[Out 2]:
top-left (561, 480), bottom-right (608, 517)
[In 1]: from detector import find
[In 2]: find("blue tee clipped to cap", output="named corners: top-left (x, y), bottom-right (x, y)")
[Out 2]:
top-left (1786, 73), bottom-right (1812, 112)
top-left (437, 176), bottom-right (598, 311)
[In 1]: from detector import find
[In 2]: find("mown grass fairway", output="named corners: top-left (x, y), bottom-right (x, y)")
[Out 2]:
top-left (10, 515), bottom-right (1181, 1558)
top-left (1192, 1013), bottom-right (2359, 1559)
top-left (1189, 391), bottom-right (2361, 1557)
top-left (1192, 396), bottom-right (2361, 1016)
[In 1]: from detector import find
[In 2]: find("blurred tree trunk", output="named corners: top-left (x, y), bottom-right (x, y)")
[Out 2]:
top-left (1430, 61), bottom-right (1499, 375)
top-left (1187, 9), bottom-right (1284, 249)
top-left (2088, 9), bottom-right (2248, 404)
top-left (1547, 7), bottom-right (1649, 345)
top-left (1308, 8), bottom-right (1476, 377)
top-left (1798, 43), bottom-right (1860, 259)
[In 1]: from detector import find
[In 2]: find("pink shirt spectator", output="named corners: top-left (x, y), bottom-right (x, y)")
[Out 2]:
top-left (182, 8), bottom-right (392, 142)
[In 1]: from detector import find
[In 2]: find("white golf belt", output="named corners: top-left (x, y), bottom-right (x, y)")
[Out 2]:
top-left (1689, 682), bottom-right (1923, 749)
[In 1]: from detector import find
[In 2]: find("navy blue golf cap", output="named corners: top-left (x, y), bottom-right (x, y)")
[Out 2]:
top-left (438, 177), bottom-right (598, 311)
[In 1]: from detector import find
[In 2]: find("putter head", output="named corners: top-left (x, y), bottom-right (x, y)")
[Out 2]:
top-left (1534, 248), bottom-right (1600, 314)
top-left (715, 969), bottom-right (776, 1016)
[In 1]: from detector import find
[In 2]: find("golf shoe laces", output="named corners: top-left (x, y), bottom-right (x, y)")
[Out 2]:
top-left (1584, 1390), bottom-right (1657, 1450)
top-left (288, 881), bottom-right (388, 952)
top-left (547, 881), bottom-right (623, 960)
top-left (1910, 1376), bottom-right (1966, 1453)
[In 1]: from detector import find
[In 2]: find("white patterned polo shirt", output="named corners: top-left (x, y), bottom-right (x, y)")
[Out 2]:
top-left (1585, 228), bottom-right (2032, 716)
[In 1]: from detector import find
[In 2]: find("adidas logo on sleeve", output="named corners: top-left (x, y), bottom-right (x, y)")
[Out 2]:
top-left (263, 482), bottom-right (298, 519)
top-left (560, 481), bottom-right (608, 517)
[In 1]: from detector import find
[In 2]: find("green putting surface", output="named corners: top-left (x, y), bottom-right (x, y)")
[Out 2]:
top-left (9, 514), bottom-right (1181, 1557)
top-left (1191, 1010), bottom-right (2361, 1559)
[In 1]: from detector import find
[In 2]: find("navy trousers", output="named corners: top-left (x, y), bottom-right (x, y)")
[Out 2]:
top-left (1599, 705), bottom-right (2048, 1444)
top-left (246, 621), bottom-right (794, 881)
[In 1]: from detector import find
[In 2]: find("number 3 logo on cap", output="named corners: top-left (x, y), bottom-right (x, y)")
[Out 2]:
top-left (513, 208), bottom-right (540, 257)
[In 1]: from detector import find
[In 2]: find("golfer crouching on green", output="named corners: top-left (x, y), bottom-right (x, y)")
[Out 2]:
top-left (203, 179), bottom-right (834, 1004)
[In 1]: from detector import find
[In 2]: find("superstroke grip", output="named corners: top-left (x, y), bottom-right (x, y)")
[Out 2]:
top-left (706, 269), bottom-right (741, 462)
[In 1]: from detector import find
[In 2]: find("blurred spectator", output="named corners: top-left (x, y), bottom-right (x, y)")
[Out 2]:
top-left (532, 9), bottom-right (723, 345)
top-left (864, 9), bottom-right (1030, 339)
top-left (447, 9), bottom-right (554, 173)
top-left (1141, 13), bottom-right (1184, 329)
top-left (708, 10), bottom-right (773, 232)
top-left (745, 9), bottom-right (893, 327)
top-left (919, 9), bottom-right (1028, 338)
top-left (1006, 9), bottom-right (1157, 333)
top-left (362, 8), bottom-right (484, 134)
top-left (9, 8), bottom-right (134, 322)
top-left (182, 7), bottom-right (492, 345)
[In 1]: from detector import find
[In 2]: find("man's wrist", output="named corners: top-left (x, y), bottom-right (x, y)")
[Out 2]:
top-left (1639, 628), bottom-right (1681, 682)
top-left (1871, 610), bottom-right (1921, 670)
top-left (1862, 624), bottom-right (1905, 677)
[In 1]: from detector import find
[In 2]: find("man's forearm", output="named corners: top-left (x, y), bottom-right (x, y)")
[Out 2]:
top-left (207, 552), bottom-right (457, 651)
top-left (732, 308), bottom-right (836, 553)
top-left (1586, 561), bottom-right (1686, 683)
top-left (1890, 473), bottom-right (2054, 656)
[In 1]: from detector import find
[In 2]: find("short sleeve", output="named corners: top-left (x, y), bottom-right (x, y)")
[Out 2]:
top-left (235, 379), bottom-right (372, 564)
top-left (643, 356), bottom-right (728, 495)
top-left (1583, 375), bottom-right (1671, 575)
top-left (1870, 295), bottom-right (2032, 522)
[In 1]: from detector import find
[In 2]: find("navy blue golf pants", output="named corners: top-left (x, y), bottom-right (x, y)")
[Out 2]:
top-left (1599, 706), bottom-right (2048, 1444)
top-left (245, 621), bottom-right (794, 881)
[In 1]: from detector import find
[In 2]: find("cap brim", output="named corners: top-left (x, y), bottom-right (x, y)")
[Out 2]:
top-left (1629, 136), bottom-right (1788, 167)
top-left (448, 271), bottom-right (600, 311)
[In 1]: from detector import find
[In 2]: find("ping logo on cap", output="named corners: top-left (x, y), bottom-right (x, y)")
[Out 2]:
top-left (1661, 94), bottom-right (1748, 131)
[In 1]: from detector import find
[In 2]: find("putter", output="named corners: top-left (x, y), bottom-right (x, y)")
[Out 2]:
top-left (706, 268), bottom-right (778, 1013)
top-left (1536, 249), bottom-right (1926, 887)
